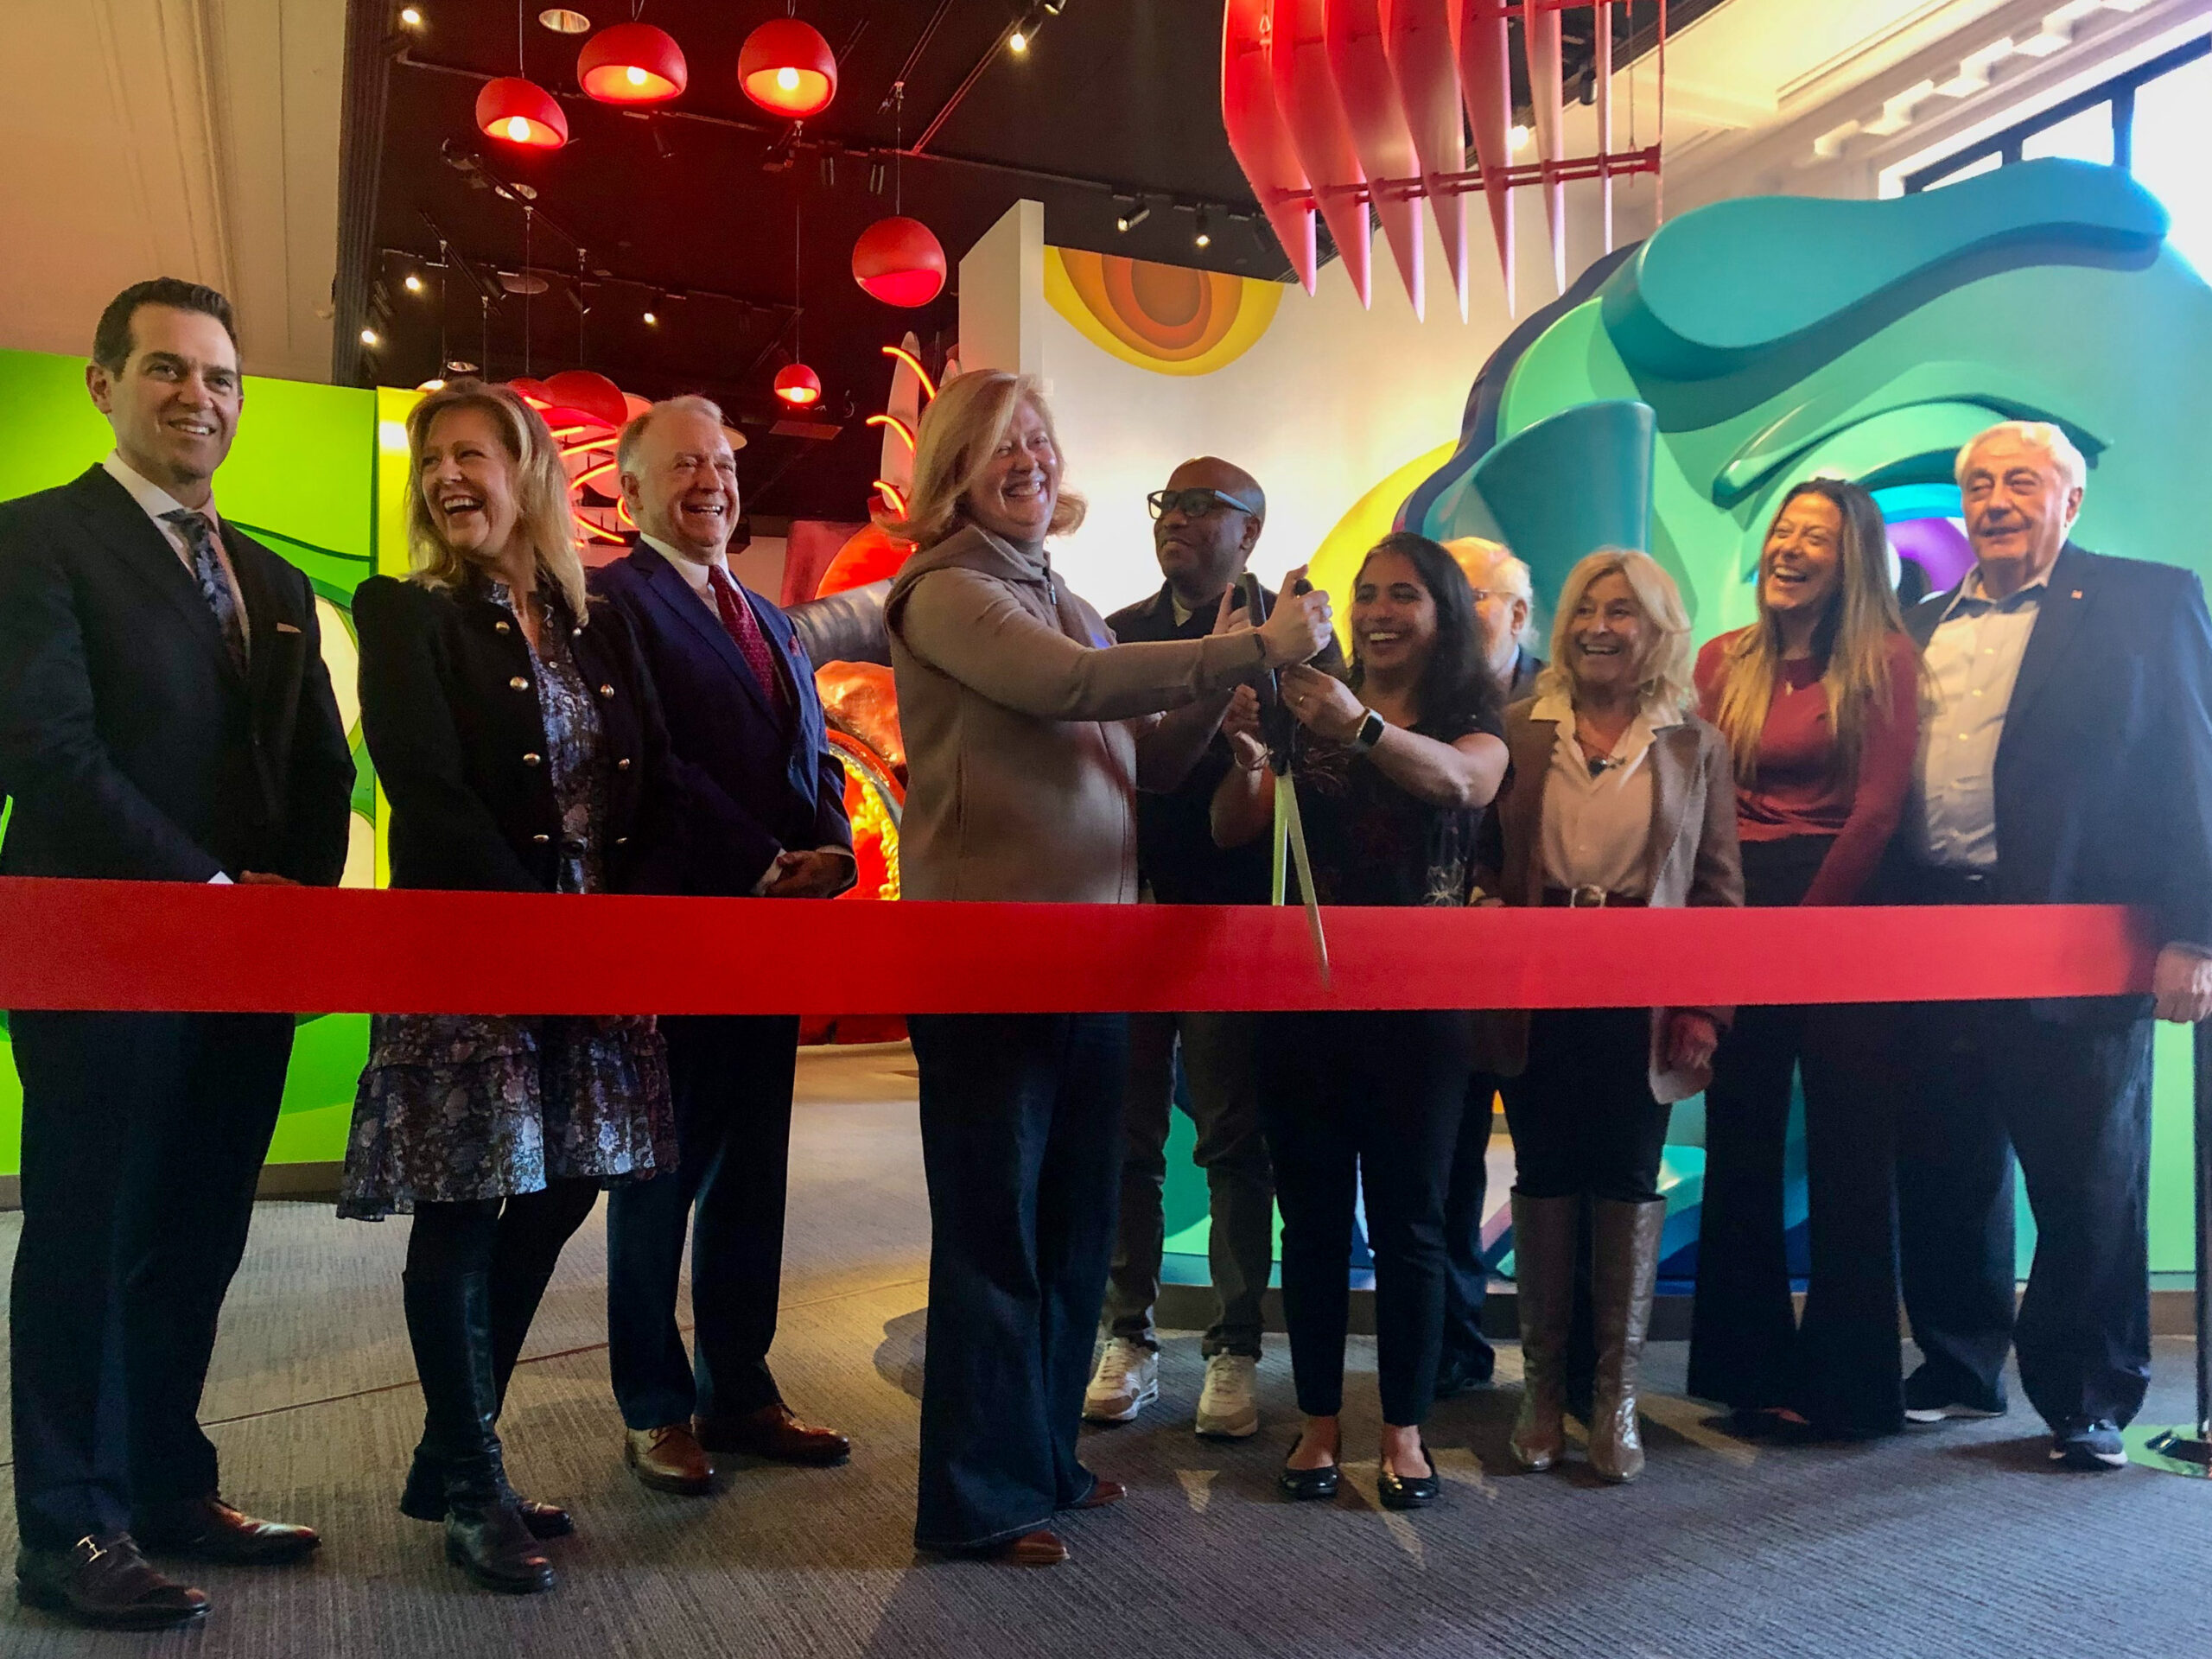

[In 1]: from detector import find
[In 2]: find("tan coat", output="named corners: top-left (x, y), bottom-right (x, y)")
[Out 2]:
top-left (1478, 696), bottom-right (1745, 1102)
top-left (885, 524), bottom-right (1267, 902)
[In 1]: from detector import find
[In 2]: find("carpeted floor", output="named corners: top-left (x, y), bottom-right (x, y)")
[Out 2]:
top-left (2, 1041), bottom-right (2209, 1658)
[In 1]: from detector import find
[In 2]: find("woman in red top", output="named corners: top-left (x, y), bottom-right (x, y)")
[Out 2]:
top-left (1686, 477), bottom-right (1922, 1440)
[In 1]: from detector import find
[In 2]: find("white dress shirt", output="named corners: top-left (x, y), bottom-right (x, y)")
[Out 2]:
top-left (1913, 563), bottom-right (2050, 870)
top-left (1535, 692), bottom-right (1672, 898)
top-left (641, 532), bottom-right (734, 615)
top-left (102, 451), bottom-right (250, 654)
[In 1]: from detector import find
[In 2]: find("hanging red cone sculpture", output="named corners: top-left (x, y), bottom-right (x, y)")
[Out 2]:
top-left (852, 217), bottom-right (947, 308)
top-left (1324, 0), bottom-right (1425, 317)
top-left (1523, 0), bottom-right (1567, 295)
top-left (1379, 0), bottom-right (1470, 321)
top-left (1448, 0), bottom-right (1514, 314)
top-left (1222, 0), bottom-right (1319, 293)
top-left (1271, 0), bottom-right (1372, 307)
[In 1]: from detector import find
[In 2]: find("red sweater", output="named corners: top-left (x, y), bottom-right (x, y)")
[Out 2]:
top-left (1693, 630), bottom-right (1921, 906)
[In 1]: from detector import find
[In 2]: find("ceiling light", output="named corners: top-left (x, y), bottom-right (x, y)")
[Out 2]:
top-left (578, 22), bottom-right (687, 104)
top-left (360, 327), bottom-right (380, 346)
top-left (1010, 11), bottom-right (1042, 54)
top-left (1193, 208), bottom-right (1212, 249)
top-left (416, 378), bottom-right (447, 392)
top-left (445, 359), bottom-right (478, 373)
top-left (643, 309), bottom-right (658, 326)
top-left (1510, 123), bottom-right (1531, 152)
top-left (399, 6), bottom-right (424, 26)
top-left (774, 363), bottom-right (823, 407)
top-left (404, 273), bottom-right (424, 294)
top-left (476, 77), bottom-right (569, 149)
top-left (538, 9), bottom-right (590, 34)
top-left (1009, 29), bottom-right (1029, 53)
top-left (739, 19), bottom-right (837, 118)
top-left (1116, 200), bottom-right (1150, 232)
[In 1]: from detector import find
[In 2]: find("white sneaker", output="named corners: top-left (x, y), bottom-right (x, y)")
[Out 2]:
top-left (1195, 1352), bottom-right (1261, 1440)
top-left (1084, 1338), bottom-right (1160, 1423)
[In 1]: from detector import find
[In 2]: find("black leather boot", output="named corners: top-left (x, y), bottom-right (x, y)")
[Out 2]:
top-left (401, 1268), bottom-right (556, 1594)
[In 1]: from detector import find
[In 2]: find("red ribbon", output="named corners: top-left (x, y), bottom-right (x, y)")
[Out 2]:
top-left (0, 878), bottom-right (2156, 1016)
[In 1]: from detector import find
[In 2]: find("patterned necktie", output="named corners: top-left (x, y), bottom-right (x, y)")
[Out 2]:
top-left (708, 564), bottom-right (788, 722)
top-left (162, 508), bottom-right (246, 672)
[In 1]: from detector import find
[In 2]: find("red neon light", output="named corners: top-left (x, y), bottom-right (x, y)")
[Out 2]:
top-left (880, 345), bottom-right (937, 404)
top-left (873, 480), bottom-right (909, 517)
top-left (866, 413), bottom-right (917, 451)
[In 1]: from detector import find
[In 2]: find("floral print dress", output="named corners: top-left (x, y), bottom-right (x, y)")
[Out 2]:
top-left (340, 585), bottom-right (676, 1220)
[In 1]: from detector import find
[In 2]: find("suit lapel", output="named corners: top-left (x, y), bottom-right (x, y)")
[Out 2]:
top-left (636, 546), bottom-right (772, 719)
top-left (2004, 545), bottom-right (2092, 729)
top-left (223, 524), bottom-right (293, 712)
top-left (70, 467), bottom-right (240, 678)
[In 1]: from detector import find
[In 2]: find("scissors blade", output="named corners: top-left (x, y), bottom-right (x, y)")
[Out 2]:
top-left (1275, 772), bottom-right (1331, 984)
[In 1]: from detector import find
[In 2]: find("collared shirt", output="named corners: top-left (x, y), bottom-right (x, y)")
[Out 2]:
top-left (1913, 563), bottom-right (2051, 869)
top-left (1535, 691), bottom-right (1674, 898)
top-left (101, 450), bottom-right (250, 654)
top-left (641, 532), bottom-right (734, 616)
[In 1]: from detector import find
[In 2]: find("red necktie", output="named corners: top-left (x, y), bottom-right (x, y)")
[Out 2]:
top-left (708, 565), bottom-right (789, 722)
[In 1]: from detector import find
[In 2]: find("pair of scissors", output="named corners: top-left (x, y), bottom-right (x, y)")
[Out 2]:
top-left (1238, 573), bottom-right (1330, 982)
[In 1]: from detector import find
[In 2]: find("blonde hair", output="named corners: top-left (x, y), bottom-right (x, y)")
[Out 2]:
top-left (874, 370), bottom-right (1086, 549)
top-left (405, 379), bottom-right (589, 622)
top-left (1955, 420), bottom-right (2086, 497)
top-left (1535, 548), bottom-right (1694, 717)
top-left (1710, 479), bottom-right (1910, 787)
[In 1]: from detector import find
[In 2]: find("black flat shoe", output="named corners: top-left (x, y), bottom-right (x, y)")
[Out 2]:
top-left (1377, 1443), bottom-right (1441, 1510)
top-left (1278, 1438), bottom-right (1340, 1502)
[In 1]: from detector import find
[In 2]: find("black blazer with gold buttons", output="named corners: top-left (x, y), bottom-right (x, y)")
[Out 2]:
top-left (353, 571), bottom-right (685, 894)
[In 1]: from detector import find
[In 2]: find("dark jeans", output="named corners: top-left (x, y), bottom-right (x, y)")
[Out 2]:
top-left (1500, 1007), bottom-right (1674, 1203)
top-left (1438, 1073), bottom-right (1503, 1384)
top-left (1687, 836), bottom-right (1905, 1435)
top-left (1103, 1011), bottom-right (1272, 1358)
top-left (10, 1010), bottom-right (292, 1550)
top-left (407, 1179), bottom-right (602, 1408)
top-left (1257, 1011), bottom-right (1471, 1427)
top-left (606, 1014), bottom-right (800, 1428)
top-left (909, 1013), bottom-right (1128, 1552)
top-left (1896, 995), bottom-right (2154, 1428)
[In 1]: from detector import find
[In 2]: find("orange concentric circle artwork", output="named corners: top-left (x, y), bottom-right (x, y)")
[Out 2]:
top-left (1046, 247), bottom-right (1282, 376)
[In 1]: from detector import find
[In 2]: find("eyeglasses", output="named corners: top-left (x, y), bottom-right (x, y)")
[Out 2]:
top-left (1147, 487), bottom-right (1258, 521)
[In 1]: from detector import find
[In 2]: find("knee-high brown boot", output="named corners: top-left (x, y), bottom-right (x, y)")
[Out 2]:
top-left (1509, 1193), bottom-right (1580, 1471)
top-left (1588, 1198), bottom-right (1667, 1483)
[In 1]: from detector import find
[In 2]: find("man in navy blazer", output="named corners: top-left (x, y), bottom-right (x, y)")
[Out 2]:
top-left (0, 281), bottom-right (353, 1627)
top-left (1887, 420), bottom-right (2212, 1471)
top-left (590, 396), bottom-right (855, 1495)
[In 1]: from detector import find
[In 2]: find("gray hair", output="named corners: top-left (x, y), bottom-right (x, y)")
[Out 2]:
top-left (617, 394), bottom-right (732, 478)
top-left (1955, 421), bottom-right (2087, 498)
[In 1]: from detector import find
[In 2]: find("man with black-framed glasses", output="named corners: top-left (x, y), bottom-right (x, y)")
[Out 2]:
top-left (1086, 456), bottom-right (1299, 1442)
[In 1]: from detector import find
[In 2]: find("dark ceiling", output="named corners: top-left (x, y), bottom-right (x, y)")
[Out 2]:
top-left (336, 0), bottom-right (1689, 524)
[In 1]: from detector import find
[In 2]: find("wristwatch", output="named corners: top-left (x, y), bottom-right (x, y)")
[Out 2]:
top-left (1351, 708), bottom-right (1387, 753)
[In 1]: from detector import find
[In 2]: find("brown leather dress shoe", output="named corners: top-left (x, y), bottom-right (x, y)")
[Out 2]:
top-left (16, 1534), bottom-right (209, 1630)
top-left (1071, 1478), bottom-right (1126, 1510)
top-left (626, 1424), bottom-right (714, 1495)
top-left (697, 1404), bottom-right (851, 1467)
top-left (992, 1529), bottom-right (1069, 1567)
top-left (135, 1496), bottom-right (321, 1566)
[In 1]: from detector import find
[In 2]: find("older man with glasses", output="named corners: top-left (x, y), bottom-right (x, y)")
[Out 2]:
top-left (1085, 457), bottom-right (1303, 1441)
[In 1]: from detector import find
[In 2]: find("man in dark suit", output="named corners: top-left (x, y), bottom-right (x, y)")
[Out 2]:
top-left (1435, 537), bottom-right (1544, 1396)
top-left (1891, 420), bottom-right (2212, 1470)
top-left (0, 279), bottom-right (354, 1626)
top-left (592, 396), bottom-right (855, 1495)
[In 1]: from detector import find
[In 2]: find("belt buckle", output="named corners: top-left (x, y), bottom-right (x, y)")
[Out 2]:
top-left (1570, 884), bottom-right (1609, 909)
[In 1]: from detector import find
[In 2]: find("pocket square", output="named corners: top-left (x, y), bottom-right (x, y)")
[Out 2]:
top-left (275, 621), bottom-right (302, 634)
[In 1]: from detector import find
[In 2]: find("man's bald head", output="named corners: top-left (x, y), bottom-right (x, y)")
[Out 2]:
top-left (1153, 455), bottom-right (1265, 608)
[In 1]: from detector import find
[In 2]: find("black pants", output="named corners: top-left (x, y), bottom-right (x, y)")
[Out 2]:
top-left (1437, 1073), bottom-right (1503, 1384)
top-left (405, 1179), bottom-right (602, 1408)
top-left (9, 1010), bottom-right (293, 1550)
top-left (1686, 837), bottom-right (1904, 1435)
top-left (606, 1014), bottom-right (800, 1429)
top-left (1896, 995), bottom-right (2154, 1428)
top-left (1500, 1007), bottom-right (1674, 1203)
top-left (909, 1013), bottom-right (1128, 1552)
top-left (1103, 1011), bottom-right (1273, 1358)
top-left (1257, 1011), bottom-right (1471, 1427)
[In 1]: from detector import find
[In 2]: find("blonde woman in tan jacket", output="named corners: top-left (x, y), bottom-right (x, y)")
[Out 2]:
top-left (880, 371), bottom-right (1332, 1566)
top-left (1478, 548), bottom-right (1743, 1484)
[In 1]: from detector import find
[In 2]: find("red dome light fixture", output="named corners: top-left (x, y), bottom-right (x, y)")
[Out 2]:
top-left (476, 77), bottom-right (569, 149)
top-left (774, 363), bottom-right (823, 407)
top-left (578, 22), bottom-right (687, 104)
top-left (852, 216), bottom-right (946, 308)
top-left (738, 18), bottom-right (836, 118)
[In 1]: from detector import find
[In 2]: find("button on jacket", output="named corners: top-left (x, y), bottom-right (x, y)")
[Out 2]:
top-left (353, 572), bottom-right (685, 894)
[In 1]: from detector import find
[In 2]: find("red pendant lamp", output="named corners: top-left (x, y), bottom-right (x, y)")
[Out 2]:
top-left (540, 369), bottom-right (631, 430)
top-left (578, 22), bottom-right (687, 105)
top-left (773, 363), bottom-right (823, 407)
top-left (739, 18), bottom-right (836, 118)
top-left (477, 77), bottom-right (569, 149)
top-left (852, 216), bottom-right (946, 308)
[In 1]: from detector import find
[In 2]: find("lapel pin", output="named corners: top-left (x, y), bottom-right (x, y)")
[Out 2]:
top-left (2070, 589), bottom-right (2083, 600)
